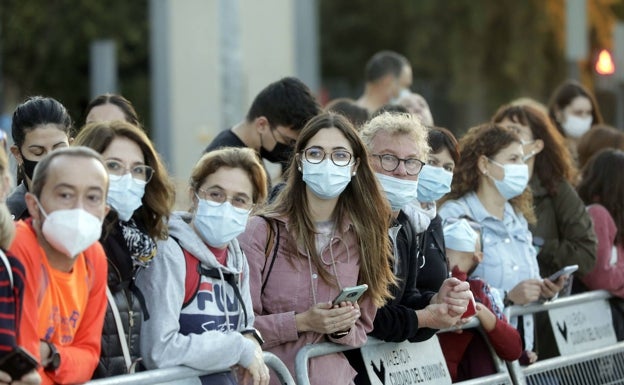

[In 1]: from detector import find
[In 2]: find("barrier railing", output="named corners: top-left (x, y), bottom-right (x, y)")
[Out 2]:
top-left (85, 352), bottom-right (295, 385)
top-left (504, 290), bottom-right (624, 385)
top-left (294, 290), bottom-right (623, 385)
top-left (85, 291), bottom-right (622, 385)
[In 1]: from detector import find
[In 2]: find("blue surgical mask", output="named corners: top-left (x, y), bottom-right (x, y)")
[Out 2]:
top-left (302, 159), bottom-right (353, 199)
top-left (417, 165), bottom-right (453, 203)
top-left (107, 173), bottom-right (146, 222)
top-left (193, 198), bottom-right (250, 247)
top-left (375, 173), bottom-right (419, 211)
top-left (488, 160), bottom-right (529, 200)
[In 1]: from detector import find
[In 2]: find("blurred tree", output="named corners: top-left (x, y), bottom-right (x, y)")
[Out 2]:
top-left (320, 0), bottom-right (619, 134)
top-left (0, 0), bottom-right (149, 132)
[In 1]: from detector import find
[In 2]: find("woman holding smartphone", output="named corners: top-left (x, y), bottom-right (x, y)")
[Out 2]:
top-left (239, 112), bottom-right (395, 385)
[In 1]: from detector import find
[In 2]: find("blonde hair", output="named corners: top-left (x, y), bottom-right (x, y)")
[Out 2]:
top-left (360, 112), bottom-right (430, 162)
top-left (0, 147), bottom-right (15, 249)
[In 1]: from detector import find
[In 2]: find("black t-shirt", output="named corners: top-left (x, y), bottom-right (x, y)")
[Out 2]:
top-left (203, 129), bottom-right (246, 153)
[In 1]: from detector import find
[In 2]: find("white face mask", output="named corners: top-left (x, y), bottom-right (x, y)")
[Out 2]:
top-left (562, 115), bottom-right (592, 138)
top-left (488, 160), bottom-right (529, 200)
top-left (416, 165), bottom-right (453, 203)
top-left (37, 201), bottom-right (103, 258)
top-left (375, 172), bottom-right (419, 211)
top-left (107, 173), bottom-right (146, 222)
top-left (193, 198), bottom-right (250, 247)
top-left (302, 159), bottom-right (353, 199)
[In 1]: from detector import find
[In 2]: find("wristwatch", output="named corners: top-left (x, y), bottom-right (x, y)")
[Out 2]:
top-left (44, 341), bottom-right (61, 371)
top-left (503, 291), bottom-right (515, 307)
top-left (241, 328), bottom-right (265, 346)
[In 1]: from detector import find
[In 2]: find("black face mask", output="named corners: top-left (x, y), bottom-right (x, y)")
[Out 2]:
top-left (260, 142), bottom-right (293, 164)
top-left (21, 155), bottom-right (38, 181)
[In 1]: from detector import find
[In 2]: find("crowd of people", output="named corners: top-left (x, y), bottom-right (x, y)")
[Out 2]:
top-left (0, 49), bottom-right (623, 385)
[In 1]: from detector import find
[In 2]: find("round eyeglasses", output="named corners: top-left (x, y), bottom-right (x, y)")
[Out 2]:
top-left (105, 160), bottom-right (154, 182)
top-left (302, 147), bottom-right (353, 167)
top-left (197, 187), bottom-right (255, 211)
top-left (371, 154), bottom-right (425, 176)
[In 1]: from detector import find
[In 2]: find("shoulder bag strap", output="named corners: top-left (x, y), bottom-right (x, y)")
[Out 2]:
top-left (105, 286), bottom-right (132, 373)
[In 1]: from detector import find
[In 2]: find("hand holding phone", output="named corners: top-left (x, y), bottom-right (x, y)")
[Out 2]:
top-left (332, 284), bottom-right (368, 306)
top-left (547, 265), bottom-right (578, 282)
top-left (0, 347), bottom-right (39, 381)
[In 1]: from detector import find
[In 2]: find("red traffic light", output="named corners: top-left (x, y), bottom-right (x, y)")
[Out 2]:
top-left (595, 49), bottom-right (615, 75)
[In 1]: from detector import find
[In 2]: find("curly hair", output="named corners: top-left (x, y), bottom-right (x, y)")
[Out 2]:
top-left (492, 103), bottom-right (576, 196)
top-left (442, 123), bottom-right (535, 223)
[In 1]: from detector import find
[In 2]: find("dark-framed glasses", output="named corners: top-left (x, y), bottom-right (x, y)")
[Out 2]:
top-left (371, 154), bottom-right (425, 176)
top-left (197, 187), bottom-right (255, 211)
top-left (302, 147), bottom-right (353, 167)
top-left (105, 160), bottom-right (154, 183)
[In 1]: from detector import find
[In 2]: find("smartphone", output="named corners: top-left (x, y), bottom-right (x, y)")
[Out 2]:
top-left (547, 264), bottom-right (579, 281)
top-left (0, 346), bottom-right (39, 380)
top-left (333, 284), bottom-right (368, 305)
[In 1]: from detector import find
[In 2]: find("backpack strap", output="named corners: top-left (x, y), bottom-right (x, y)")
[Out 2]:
top-left (258, 216), bottom-right (280, 295)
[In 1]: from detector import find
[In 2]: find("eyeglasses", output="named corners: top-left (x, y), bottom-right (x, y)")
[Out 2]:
top-left (105, 160), bottom-right (154, 183)
top-left (302, 147), bottom-right (353, 167)
top-left (371, 154), bottom-right (425, 176)
top-left (197, 187), bottom-right (255, 211)
top-left (443, 216), bottom-right (484, 252)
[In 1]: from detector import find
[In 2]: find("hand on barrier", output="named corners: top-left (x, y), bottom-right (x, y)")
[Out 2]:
top-left (0, 369), bottom-right (41, 385)
top-left (238, 346), bottom-right (270, 385)
top-left (295, 301), bottom-right (360, 335)
top-left (475, 303), bottom-right (497, 332)
top-left (419, 303), bottom-right (462, 330)
top-left (508, 279), bottom-right (542, 305)
top-left (432, 278), bottom-right (471, 317)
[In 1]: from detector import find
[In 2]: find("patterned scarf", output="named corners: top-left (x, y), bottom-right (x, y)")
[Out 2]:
top-left (120, 218), bottom-right (157, 268)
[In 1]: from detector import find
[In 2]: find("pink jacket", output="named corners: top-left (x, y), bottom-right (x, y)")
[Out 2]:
top-left (238, 215), bottom-right (375, 385)
top-left (581, 204), bottom-right (624, 297)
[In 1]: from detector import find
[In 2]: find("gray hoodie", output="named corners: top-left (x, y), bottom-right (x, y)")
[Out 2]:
top-left (136, 211), bottom-right (257, 381)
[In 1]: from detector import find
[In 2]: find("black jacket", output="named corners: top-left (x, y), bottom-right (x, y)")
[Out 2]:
top-left (369, 210), bottom-right (437, 343)
top-left (416, 215), bottom-right (449, 293)
top-left (92, 214), bottom-right (145, 378)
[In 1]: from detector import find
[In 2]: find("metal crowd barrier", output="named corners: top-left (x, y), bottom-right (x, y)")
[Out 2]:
top-left (504, 290), bottom-right (624, 385)
top-left (85, 352), bottom-right (295, 385)
top-left (293, 290), bottom-right (624, 385)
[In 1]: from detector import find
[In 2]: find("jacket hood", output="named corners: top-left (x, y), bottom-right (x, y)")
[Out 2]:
top-left (167, 211), bottom-right (245, 274)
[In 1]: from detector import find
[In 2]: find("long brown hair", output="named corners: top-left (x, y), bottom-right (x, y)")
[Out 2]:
top-left (442, 123), bottom-right (535, 223)
top-left (577, 149), bottom-right (624, 246)
top-left (577, 124), bottom-right (624, 172)
top-left (74, 121), bottom-right (175, 239)
top-left (492, 104), bottom-right (576, 196)
top-left (260, 112), bottom-right (395, 307)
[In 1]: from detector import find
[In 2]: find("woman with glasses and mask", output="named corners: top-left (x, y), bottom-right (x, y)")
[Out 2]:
top-left (439, 123), bottom-right (562, 365)
top-left (238, 112), bottom-right (395, 385)
top-left (8, 96), bottom-right (73, 220)
top-left (136, 147), bottom-right (270, 385)
top-left (73, 121), bottom-right (175, 378)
